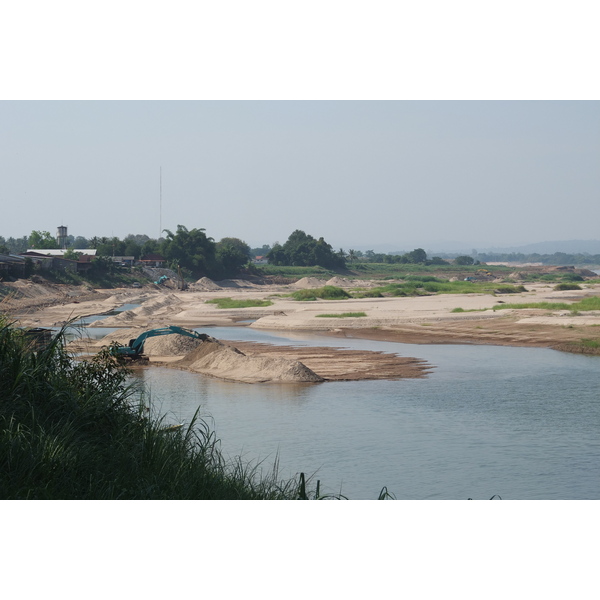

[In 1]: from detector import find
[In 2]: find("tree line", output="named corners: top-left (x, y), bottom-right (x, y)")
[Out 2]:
top-left (0, 227), bottom-right (254, 280)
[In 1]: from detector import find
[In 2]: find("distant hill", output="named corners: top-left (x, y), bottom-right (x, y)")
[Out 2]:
top-left (479, 240), bottom-right (600, 255)
top-left (353, 239), bottom-right (600, 256)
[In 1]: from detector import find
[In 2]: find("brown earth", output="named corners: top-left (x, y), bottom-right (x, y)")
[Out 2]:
top-left (322, 312), bottom-right (600, 353)
top-left (217, 340), bottom-right (432, 381)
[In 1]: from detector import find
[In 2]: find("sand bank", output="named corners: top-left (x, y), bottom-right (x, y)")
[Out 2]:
top-left (6, 277), bottom-right (600, 383)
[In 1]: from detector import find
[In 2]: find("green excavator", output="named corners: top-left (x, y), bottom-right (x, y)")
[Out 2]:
top-left (112, 325), bottom-right (211, 360)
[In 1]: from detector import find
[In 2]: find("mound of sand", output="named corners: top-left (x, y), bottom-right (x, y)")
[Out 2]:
top-left (97, 294), bottom-right (183, 326)
top-left (192, 277), bottom-right (222, 290)
top-left (326, 276), bottom-right (348, 287)
top-left (98, 328), bottom-right (206, 356)
top-left (177, 339), bottom-right (323, 383)
top-left (217, 279), bottom-right (260, 288)
top-left (291, 277), bottom-right (328, 289)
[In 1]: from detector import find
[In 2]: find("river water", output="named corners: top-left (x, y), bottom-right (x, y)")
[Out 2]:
top-left (125, 326), bottom-right (600, 500)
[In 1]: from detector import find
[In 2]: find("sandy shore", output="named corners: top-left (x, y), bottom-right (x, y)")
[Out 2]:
top-left (4, 277), bottom-right (600, 381)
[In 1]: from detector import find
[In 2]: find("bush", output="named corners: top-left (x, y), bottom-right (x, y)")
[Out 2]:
top-left (494, 285), bottom-right (527, 294)
top-left (291, 286), bottom-right (351, 301)
top-left (554, 283), bottom-right (582, 291)
top-left (352, 290), bottom-right (384, 298)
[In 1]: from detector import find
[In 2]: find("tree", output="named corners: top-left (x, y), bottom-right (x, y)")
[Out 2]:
top-left (28, 230), bottom-right (58, 250)
top-left (250, 244), bottom-right (271, 258)
top-left (454, 255), bottom-right (475, 265)
top-left (215, 237), bottom-right (251, 277)
top-left (73, 236), bottom-right (89, 249)
top-left (4, 236), bottom-right (29, 254)
top-left (266, 230), bottom-right (345, 269)
top-left (63, 249), bottom-right (82, 261)
top-left (161, 225), bottom-right (217, 277)
top-left (405, 248), bottom-right (427, 263)
top-left (428, 256), bottom-right (448, 265)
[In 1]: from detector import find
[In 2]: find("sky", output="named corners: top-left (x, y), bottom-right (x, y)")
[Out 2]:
top-left (2, 100), bottom-right (598, 253)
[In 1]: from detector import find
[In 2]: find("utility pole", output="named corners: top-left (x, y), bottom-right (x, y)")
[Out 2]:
top-left (159, 166), bottom-right (162, 240)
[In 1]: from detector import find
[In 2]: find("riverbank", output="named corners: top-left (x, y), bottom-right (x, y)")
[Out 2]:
top-left (5, 276), bottom-right (600, 378)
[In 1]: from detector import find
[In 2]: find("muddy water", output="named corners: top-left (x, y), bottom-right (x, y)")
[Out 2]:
top-left (129, 327), bottom-right (600, 500)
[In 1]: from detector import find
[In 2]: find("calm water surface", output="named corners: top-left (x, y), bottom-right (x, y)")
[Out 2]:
top-left (128, 326), bottom-right (600, 500)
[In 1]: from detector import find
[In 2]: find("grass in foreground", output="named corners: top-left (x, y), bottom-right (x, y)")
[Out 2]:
top-left (206, 298), bottom-right (273, 309)
top-left (316, 312), bottom-right (367, 318)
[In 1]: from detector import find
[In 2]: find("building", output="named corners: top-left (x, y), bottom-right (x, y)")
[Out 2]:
top-left (0, 254), bottom-right (26, 278)
top-left (138, 253), bottom-right (166, 267)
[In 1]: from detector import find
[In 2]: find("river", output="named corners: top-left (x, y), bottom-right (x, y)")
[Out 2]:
top-left (122, 325), bottom-right (600, 500)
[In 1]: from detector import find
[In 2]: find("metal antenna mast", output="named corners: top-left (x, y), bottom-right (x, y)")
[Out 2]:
top-left (159, 167), bottom-right (162, 239)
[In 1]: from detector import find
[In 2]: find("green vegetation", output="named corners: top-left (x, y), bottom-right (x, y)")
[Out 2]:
top-left (0, 321), bottom-right (332, 499)
top-left (492, 296), bottom-right (600, 312)
top-left (28, 230), bottom-right (59, 250)
top-left (316, 312), bottom-right (367, 318)
top-left (361, 279), bottom-right (531, 298)
top-left (259, 265), bottom-right (337, 279)
top-left (580, 338), bottom-right (600, 349)
top-left (554, 338), bottom-right (600, 356)
top-left (454, 255), bottom-right (475, 265)
top-left (291, 286), bottom-right (351, 301)
top-left (205, 298), bottom-right (273, 309)
top-left (494, 285), bottom-right (528, 293)
top-left (266, 230), bottom-right (346, 269)
top-left (161, 226), bottom-right (251, 279)
top-left (352, 289), bottom-right (384, 298)
top-left (554, 283), bottom-right (582, 291)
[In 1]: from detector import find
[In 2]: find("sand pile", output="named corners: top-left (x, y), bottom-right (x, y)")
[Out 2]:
top-left (98, 328), bottom-right (207, 356)
top-left (217, 279), bottom-right (260, 288)
top-left (137, 294), bottom-right (182, 315)
top-left (96, 329), bottom-right (320, 382)
top-left (292, 277), bottom-right (328, 289)
top-left (177, 339), bottom-right (323, 383)
top-left (326, 276), bottom-right (349, 287)
top-left (97, 294), bottom-right (183, 326)
top-left (192, 277), bottom-right (221, 290)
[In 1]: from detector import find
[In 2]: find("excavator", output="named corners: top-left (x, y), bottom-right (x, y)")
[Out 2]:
top-left (111, 325), bottom-right (210, 360)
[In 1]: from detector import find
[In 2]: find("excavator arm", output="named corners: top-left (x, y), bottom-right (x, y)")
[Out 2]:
top-left (114, 326), bottom-right (209, 358)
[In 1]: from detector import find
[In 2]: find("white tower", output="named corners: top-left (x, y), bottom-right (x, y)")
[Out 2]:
top-left (57, 226), bottom-right (68, 249)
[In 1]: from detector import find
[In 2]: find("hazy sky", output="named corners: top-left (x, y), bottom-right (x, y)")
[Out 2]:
top-left (1, 100), bottom-right (598, 251)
